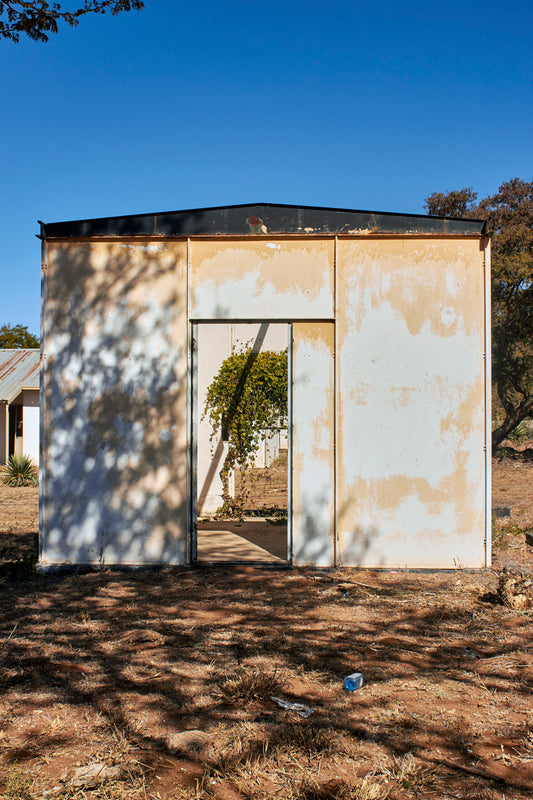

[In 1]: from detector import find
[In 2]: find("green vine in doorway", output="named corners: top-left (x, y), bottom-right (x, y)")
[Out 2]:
top-left (203, 346), bottom-right (288, 516)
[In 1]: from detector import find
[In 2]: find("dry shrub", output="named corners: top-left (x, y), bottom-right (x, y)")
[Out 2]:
top-left (514, 730), bottom-right (533, 761)
top-left (213, 665), bottom-right (286, 704)
top-left (269, 720), bottom-right (335, 756)
top-left (497, 569), bottom-right (532, 610)
top-left (210, 721), bottom-right (267, 773)
top-left (3, 766), bottom-right (33, 800)
top-left (288, 775), bottom-right (390, 800)
top-left (381, 752), bottom-right (444, 794)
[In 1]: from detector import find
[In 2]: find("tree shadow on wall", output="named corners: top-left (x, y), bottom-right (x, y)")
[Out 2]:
top-left (41, 240), bottom-right (189, 566)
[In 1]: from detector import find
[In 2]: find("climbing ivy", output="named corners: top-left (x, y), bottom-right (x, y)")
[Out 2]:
top-left (203, 347), bottom-right (288, 516)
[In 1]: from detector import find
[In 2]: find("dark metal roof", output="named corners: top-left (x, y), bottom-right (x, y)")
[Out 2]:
top-left (0, 349), bottom-right (40, 404)
top-left (40, 202), bottom-right (486, 239)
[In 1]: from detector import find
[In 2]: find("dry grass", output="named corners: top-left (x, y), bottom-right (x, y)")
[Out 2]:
top-left (380, 753), bottom-right (444, 795)
top-left (1, 453), bottom-right (533, 799)
top-left (213, 665), bottom-right (287, 704)
top-left (514, 731), bottom-right (533, 763)
top-left (281, 775), bottom-right (391, 800)
top-left (3, 767), bottom-right (33, 800)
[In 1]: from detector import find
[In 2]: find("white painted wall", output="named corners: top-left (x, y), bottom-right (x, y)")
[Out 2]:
top-left (190, 240), bottom-right (334, 320)
top-left (22, 390), bottom-right (40, 465)
top-left (292, 323), bottom-right (335, 566)
top-left (336, 239), bottom-right (486, 568)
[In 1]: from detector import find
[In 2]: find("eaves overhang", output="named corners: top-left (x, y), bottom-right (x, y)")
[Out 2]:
top-left (39, 202), bottom-right (487, 239)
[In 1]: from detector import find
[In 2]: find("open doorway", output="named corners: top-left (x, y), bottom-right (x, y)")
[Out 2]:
top-left (191, 322), bottom-right (290, 564)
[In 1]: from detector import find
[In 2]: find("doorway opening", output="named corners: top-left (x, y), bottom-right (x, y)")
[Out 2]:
top-left (191, 322), bottom-right (290, 564)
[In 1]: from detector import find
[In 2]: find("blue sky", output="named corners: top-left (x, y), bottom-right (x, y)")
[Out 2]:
top-left (1, 0), bottom-right (532, 337)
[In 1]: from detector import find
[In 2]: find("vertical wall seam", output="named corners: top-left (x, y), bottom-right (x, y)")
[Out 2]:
top-left (333, 236), bottom-right (338, 567)
top-left (39, 239), bottom-right (48, 564)
top-left (287, 322), bottom-right (293, 564)
top-left (484, 239), bottom-right (492, 568)
top-left (186, 238), bottom-right (192, 564)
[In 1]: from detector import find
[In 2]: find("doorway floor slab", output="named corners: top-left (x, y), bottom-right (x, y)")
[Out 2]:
top-left (197, 520), bottom-right (286, 563)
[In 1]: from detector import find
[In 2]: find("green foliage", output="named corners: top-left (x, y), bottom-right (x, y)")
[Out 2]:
top-left (424, 187), bottom-right (480, 218)
top-left (0, 323), bottom-right (39, 348)
top-left (2, 454), bottom-right (39, 486)
top-left (203, 347), bottom-right (287, 515)
top-left (4, 766), bottom-right (33, 799)
top-left (507, 420), bottom-right (531, 441)
top-left (0, 0), bottom-right (144, 43)
top-left (425, 178), bottom-right (533, 447)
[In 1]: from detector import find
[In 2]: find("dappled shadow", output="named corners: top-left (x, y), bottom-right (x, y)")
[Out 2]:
top-left (0, 565), bottom-right (532, 795)
top-left (41, 240), bottom-right (188, 566)
top-left (197, 520), bottom-right (287, 561)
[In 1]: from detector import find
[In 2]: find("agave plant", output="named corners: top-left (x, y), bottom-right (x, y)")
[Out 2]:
top-left (1, 454), bottom-right (39, 487)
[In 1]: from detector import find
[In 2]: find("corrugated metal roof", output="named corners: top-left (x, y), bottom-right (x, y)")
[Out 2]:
top-left (0, 349), bottom-right (40, 404)
top-left (40, 202), bottom-right (487, 239)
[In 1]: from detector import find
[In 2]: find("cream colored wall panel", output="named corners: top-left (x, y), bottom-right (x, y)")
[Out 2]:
top-left (292, 322), bottom-right (335, 566)
top-left (41, 241), bottom-right (188, 566)
top-left (337, 238), bottom-right (486, 568)
top-left (190, 239), bottom-right (334, 319)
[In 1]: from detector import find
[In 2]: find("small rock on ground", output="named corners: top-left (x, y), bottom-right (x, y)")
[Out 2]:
top-left (71, 762), bottom-right (123, 788)
top-left (165, 729), bottom-right (212, 757)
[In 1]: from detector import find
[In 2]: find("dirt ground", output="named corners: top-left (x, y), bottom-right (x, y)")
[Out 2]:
top-left (0, 448), bottom-right (532, 800)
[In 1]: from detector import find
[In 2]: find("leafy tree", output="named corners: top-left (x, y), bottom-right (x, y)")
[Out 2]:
top-left (0, 323), bottom-right (39, 348)
top-left (203, 347), bottom-right (288, 516)
top-left (425, 178), bottom-right (533, 448)
top-left (424, 187), bottom-right (480, 218)
top-left (0, 0), bottom-right (143, 43)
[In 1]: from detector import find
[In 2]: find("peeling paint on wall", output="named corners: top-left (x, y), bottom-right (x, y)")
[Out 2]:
top-left (41, 228), bottom-right (488, 570)
top-left (190, 240), bottom-right (334, 319)
top-left (336, 238), bottom-right (486, 568)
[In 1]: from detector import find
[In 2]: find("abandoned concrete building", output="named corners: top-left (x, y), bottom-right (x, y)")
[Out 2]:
top-left (38, 203), bottom-right (490, 569)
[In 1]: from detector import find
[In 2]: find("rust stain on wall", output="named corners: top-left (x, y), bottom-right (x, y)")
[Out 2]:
top-left (41, 227), bottom-right (488, 570)
top-left (189, 239), bottom-right (334, 319)
top-left (336, 237), bottom-right (486, 568)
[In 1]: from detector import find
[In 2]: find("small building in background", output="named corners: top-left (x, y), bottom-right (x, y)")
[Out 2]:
top-left (38, 203), bottom-right (490, 570)
top-left (0, 349), bottom-right (40, 466)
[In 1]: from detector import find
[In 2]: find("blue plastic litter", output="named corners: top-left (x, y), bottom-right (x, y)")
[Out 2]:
top-left (343, 672), bottom-right (364, 691)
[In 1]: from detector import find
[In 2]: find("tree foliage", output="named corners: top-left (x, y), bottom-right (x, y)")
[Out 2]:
top-left (424, 187), bottom-right (480, 218)
top-left (203, 347), bottom-right (288, 515)
top-left (0, 323), bottom-right (39, 348)
top-left (425, 178), bottom-right (533, 448)
top-left (0, 0), bottom-right (143, 43)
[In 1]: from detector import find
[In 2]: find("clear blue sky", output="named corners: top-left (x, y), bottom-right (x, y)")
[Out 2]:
top-left (1, 0), bottom-right (532, 337)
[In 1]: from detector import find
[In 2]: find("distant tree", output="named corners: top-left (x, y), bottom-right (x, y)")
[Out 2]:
top-left (425, 178), bottom-right (533, 449)
top-left (424, 187), bottom-right (480, 218)
top-left (0, 0), bottom-right (143, 43)
top-left (0, 323), bottom-right (39, 348)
